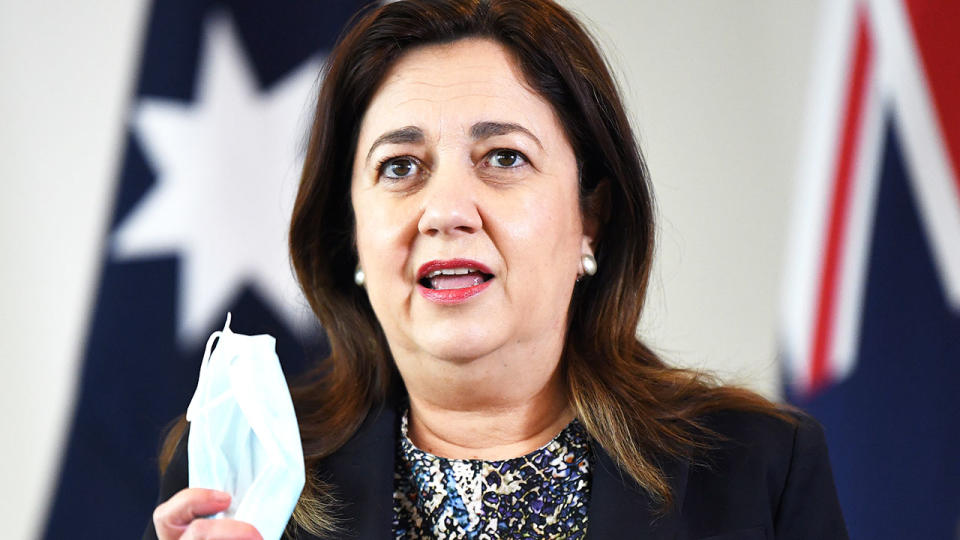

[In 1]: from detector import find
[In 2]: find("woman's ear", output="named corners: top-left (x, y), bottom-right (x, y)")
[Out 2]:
top-left (581, 178), bottom-right (611, 250)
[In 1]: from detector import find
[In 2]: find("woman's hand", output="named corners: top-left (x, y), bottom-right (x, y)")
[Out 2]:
top-left (153, 488), bottom-right (263, 540)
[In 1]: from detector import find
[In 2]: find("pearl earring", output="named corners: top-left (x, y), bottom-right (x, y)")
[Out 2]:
top-left (354, 266), bottom-right (366, 286)
top-left (580, 254), bottom-right (597, 276)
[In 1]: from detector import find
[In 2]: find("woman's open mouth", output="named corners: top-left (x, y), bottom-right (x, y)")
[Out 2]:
top-left (416, 259), bottom-right (494, 304)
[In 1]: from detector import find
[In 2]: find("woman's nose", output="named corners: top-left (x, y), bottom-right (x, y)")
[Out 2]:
top-left (417, 165), bottom-right (482, 237)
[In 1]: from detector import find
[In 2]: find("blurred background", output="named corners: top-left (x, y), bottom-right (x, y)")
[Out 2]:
top-left (1, 0), bottom-right (957, 538)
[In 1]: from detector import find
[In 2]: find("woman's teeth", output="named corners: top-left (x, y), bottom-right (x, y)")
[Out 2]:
top-left (430, 273), bottom-right (484, 290)
top-left (426, 268), bottom-right (474, 278)
top-left (423, 268), bottom-right (488, 290)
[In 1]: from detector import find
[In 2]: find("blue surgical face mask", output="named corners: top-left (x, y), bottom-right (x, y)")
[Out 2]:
top-left (186, 313), bottom-right (305, 540)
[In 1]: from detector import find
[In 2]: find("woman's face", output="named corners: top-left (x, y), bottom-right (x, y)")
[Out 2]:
top-left (351, 38), bottom-right (592, 364)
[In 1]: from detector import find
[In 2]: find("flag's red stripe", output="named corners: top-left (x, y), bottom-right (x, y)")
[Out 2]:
top-left (810, 7), bottom-right (874, 395)
top-left (903, 0), bottom-right (960, 199)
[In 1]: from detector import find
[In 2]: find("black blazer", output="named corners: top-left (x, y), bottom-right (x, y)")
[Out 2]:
top-left (144, 406), bottom-right (847, 539)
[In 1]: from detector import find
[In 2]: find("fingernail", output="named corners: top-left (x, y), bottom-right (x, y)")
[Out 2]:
top-left (213, 490), bottom-right (230, 502)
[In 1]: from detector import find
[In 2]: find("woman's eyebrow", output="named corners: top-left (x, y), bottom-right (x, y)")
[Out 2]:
top-left (365, 126), bottom-right (424, 164)
top-left (470, 121), bottom-right (542, 149)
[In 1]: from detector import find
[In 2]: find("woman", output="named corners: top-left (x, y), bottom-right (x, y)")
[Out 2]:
top-left (147, 0), bottom-right (847, 538)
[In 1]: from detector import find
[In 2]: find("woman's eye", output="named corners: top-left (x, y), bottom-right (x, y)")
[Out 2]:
top-left (380, 157), bottom-right (419, 179)
top-left (486, 149), bottom-right (526, 168)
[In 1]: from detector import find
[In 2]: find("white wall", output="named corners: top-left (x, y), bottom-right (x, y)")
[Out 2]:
top-left (0, 1), bottom-right (818, 538)
top-left (561, 1), bottom-right (818, 394)
top-left (0, 1), bottom-right (151, 538)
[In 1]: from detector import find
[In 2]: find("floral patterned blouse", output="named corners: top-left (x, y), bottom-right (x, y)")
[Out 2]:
top-left (392, 412), bottom-right (592, 539)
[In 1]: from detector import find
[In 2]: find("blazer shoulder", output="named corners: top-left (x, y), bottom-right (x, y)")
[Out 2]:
top-left (695, 408), bottom-right (830, 494)
top-left (702, 407), bottom-right (814, 449)
top-left (681, 408), bottom-right (847, 539)
top-left (689, 408), bottom-right (802, 491)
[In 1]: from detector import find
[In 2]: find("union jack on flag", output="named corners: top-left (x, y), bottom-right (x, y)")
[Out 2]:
top-left (781, 1), bottom-right (959, 538)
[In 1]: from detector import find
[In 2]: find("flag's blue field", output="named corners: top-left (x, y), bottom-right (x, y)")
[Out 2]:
top-left (42, 2), bottom-right (363, 538)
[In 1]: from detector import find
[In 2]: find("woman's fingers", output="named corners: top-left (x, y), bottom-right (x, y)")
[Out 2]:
top-left (153, 488), bottom-right (231, 539)
top-left (180, 518), bottom-right (264, 540)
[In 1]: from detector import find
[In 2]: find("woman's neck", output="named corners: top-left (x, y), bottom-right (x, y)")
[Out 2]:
top-left (403, 366), bottom-right (573, 461)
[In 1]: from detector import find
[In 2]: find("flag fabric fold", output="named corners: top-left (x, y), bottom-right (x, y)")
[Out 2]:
top-left (782, 1), bottom-right (960, 538)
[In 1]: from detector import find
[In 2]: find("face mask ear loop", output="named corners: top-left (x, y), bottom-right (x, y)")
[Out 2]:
top-left (187, 313), bottom-right (233, 420)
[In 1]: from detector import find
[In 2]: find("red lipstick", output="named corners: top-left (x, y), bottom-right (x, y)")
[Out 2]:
top-left (416, 259), bottom-right (493, 304)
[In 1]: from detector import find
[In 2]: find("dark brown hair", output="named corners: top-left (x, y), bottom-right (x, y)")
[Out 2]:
top-left (162, 0), bottom-right (789, 536)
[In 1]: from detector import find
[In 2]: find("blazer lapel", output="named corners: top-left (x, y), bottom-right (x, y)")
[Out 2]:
top-left (587, 446), bottom-right (689, 539)
top-left (319, 405), bottom-right (397, 540)
top-left (316, 406), bottom-right (691, 540)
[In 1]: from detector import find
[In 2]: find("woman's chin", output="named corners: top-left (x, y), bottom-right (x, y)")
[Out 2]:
top-left (400, 304), bottom-right (513, 362)
top-left (432, 345), bottom-right (500, 364)
top-left (414, 331), bottom-right (506, 364)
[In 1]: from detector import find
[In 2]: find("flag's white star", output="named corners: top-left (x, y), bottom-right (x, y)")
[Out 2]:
top-left (113, 13), bottom-right (323, 347)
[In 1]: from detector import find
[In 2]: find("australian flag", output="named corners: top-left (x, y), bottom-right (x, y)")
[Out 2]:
top-left (782, 1), bottom-right (960, 538)
top-left (42, 2), bottom-right (363, 538)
